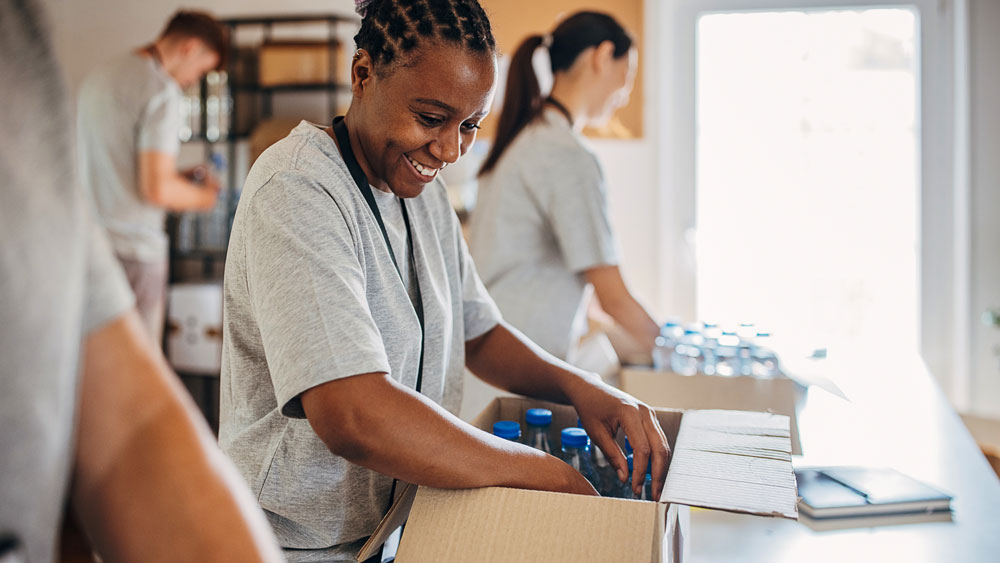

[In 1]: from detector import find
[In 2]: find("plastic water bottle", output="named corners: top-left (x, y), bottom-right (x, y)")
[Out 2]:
top-left (626, 455), bottom-right (655, 501)
top-left (751, 331), bottom-right (781, 378)
top-left (699, 322), bottom-right (722, 375)
top-left (524, 408), bottom-right (553, 454)
top-left (653, 319), bottom-right (683, 370)
top-left (670, 327), bottom-right (704, 376)
top-left (561, 428), bottom-right (599, 489)
top-left (493, 420), bottom-right (521, 442)
top-left (198, 150), bottom-right (228, 250)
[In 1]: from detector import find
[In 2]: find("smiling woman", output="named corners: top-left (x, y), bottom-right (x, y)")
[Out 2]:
top-left (218, 1), bottom-right (671, 561)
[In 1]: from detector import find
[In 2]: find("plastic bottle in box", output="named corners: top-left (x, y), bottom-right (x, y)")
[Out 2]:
top-left (652, 319), bottom-right (682, 370)
top-left (492, 420), bottom-right (521, 442)
top-left (524, 408), bottom-right (553, 454)
top-left (627, 454), bottom-right (655, 501)
top-left (561, 427), bottom-right (599, 490)
top-left (670, 327), bottom-right (704, 376)
top-left (751, 331), bottom-right (781, 378)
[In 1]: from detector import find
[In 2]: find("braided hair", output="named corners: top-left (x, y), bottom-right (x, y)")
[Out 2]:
top-left (354, 0), bottom-right (496, 74)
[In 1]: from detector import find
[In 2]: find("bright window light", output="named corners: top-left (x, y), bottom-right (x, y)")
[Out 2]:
top-left (695, 8), bottom-right (919, 358)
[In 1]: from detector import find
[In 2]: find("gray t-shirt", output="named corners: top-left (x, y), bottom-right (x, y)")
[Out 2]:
top-left (0, 2), bottom-right (135, 561)
top-left (77, 52), bottom-right (182, 262)
top-left (219, 121), bottom-right (502, 560)
top-left (469, 108), bottom-right (619, 360)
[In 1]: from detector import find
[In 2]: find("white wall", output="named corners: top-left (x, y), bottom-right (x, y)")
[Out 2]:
top-left (968, 0), bottom-right (1000, 417)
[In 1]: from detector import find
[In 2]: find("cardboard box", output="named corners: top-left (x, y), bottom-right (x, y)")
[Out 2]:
top-left (620, 367), bottom-right (805, 455)
top-left (359, 397), bottom-right (798, 563)
top-left (258, 41), bottom-right (341, 86)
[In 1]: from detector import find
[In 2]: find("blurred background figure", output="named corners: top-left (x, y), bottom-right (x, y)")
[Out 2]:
top-left (469, 11), bottom-right (660, 367)
top-left (77, 10), bottom-right (225, 342)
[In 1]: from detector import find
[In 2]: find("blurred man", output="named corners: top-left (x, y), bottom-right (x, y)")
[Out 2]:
top-left (77, 10), bottom-right (225, 341)
top-left (0, 2), bottom-right (284, 562)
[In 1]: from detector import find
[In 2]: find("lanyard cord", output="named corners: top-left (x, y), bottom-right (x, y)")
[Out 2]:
top-left (545, 96), bottom-right (574, 128)
top-left (331, 117), bottom-right (426, 524)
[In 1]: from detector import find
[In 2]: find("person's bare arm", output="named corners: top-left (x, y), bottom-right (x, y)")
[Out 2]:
top-left (301, 373), bottom-right (596, 496)
top-left (586, 265), bottom-right (660, 355)
top-left (71, 311), bottom-right (284, 562)
top-left (138, 150), bottom-right (218, 211)
top-left (465, 323), bottom-right (671, 499)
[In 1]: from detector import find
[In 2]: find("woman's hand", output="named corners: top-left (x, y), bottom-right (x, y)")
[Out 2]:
top-left (565, 377), bottom-right (671, 500)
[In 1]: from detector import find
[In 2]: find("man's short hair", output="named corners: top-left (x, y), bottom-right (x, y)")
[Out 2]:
top-left (160, 10), bottom-right (228, 69)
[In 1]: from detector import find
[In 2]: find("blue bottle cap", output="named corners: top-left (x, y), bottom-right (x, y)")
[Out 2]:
top-left (561, 427), bottom-right (590, 448)
top-left (492, 420), bottom-right (521, 440)
top-left (525, 408), bottom-right (552, 426)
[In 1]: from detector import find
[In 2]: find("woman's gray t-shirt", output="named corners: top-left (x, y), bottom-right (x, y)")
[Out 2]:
top-left (219, 121), bottom-right (501, 560)
top-left (469, 109), bottom-right (620, 360)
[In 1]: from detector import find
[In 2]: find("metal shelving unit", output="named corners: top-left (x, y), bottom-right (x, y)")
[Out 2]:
top-left (170, 12), bottom-right (358, 284)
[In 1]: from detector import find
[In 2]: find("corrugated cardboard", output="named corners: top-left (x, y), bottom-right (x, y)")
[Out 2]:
top-left (258, 41), bottom-right (340, 86)
top-left (367, 397), bottom-right (797, 563)
top-left (620, 367), bottom-right (804, 455)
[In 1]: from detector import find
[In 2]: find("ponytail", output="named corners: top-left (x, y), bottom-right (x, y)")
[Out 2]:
top-left (478, 34), bottom-right (545, 177)
top-left (477, 12), bottom-right (632, 178)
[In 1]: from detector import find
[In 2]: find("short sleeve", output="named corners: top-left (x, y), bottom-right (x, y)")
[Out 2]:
top-left (539, 149), bottom-right (620, 273)
top-left (137, 86), bottom-right (181, 155)
top-left (455, 221), bottom-right (502, 341)
top-left (245, 177), bottom-right (391, 418)
top-left (82, 208), bottom-right (134, 334)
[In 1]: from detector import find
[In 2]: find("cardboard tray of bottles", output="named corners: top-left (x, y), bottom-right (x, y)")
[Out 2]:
top-left (620, 367), bottom-right (806, 455)
top-left (359, 397), bottom-right (798, 563)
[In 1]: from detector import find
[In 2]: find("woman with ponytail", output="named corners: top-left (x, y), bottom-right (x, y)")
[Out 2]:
top-left (219, 2), bottom-right (670, 559)
top-left (469, 12), bottom-right (661, 365)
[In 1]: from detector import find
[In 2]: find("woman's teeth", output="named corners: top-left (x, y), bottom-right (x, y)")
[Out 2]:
top-left (407, 156), bottom-right (437, 177)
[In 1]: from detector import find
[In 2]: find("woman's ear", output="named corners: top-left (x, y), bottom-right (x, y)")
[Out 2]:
top-left (592, 40), bottom-right (617, 74)
top-left (350, 49), bottom-right (375, 98)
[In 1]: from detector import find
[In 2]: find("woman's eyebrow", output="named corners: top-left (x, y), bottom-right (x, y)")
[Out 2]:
top-left (413, 98), bottom-right (457, 113)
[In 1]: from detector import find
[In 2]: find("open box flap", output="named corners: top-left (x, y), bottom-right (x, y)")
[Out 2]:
top-left (356, 483), bottom-right (418, 562)
top-left (660, 409), bottom-right (799, 519)
top-left (620, 367), bottom-right (805, 455)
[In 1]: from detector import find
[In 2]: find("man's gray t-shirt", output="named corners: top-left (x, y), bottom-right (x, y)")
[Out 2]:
top-left (0, 2), bottom-right (135, 561)
top-left (469, 108), bottom-right (619, 360)
top-left (77, 52), bottom-right (182, 262)
top-left (219, 121), bottom-right (502, 560)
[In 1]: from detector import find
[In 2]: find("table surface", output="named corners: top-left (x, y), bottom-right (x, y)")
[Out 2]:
top-left (687, 355), bottom-right (1000, 562)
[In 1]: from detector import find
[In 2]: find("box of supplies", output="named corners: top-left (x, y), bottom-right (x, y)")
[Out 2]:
top-left (166, 282), bottom-right (223, 375)
top-left (359, 397), bottom-right (798, 563)
top-left (258, 41), bottom-right (341, 86)
top-left (620, 367), bottom-right (805, 454)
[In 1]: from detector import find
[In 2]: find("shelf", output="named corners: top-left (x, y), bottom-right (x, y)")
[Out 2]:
top-left (221, 13), bottom-right (359, 26)
top-left (232, 82), bottom-right (352, 94)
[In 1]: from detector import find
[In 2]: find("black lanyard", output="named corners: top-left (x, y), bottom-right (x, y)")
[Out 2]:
top-left (331, 116), bottom-right (425, 393)
top-left (331, 117), bottom-right (424, 540)
top-left (545, 97), bottom-right (574, 127)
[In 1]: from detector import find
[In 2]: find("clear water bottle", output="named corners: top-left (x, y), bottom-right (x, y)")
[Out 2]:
top-left (492, 420), bottom-right (521, 442)
top-left (713, 330), bottom-right (740, 376)
top-left (561, 427), bottom-right (600, 490)
top-left (524, 408), bottom-right (553, 454)
top-left (700, 322), bottom-right (722, 375)
top-left (626, 454), bottom-right (655, 501)
top-left (653, 319), bottom-right (683, 370)
top-left (751, 331), bottom-right (781, 378)
top-left (670, 327), bottom-right (704, 376)
top-left (197, 150), bottom-right (228, 251)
